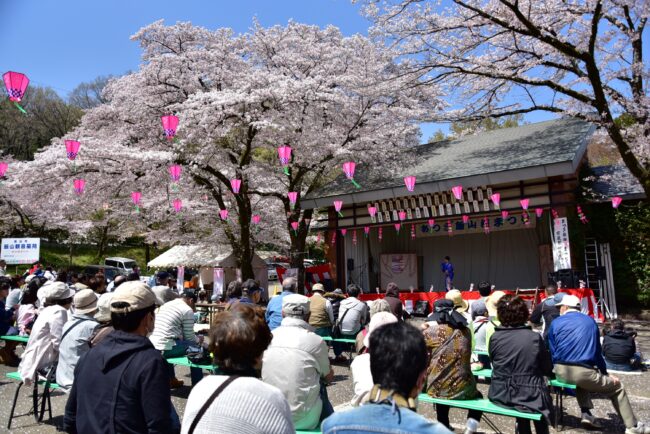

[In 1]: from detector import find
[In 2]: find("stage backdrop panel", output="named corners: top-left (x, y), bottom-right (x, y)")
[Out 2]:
top-left (379, 253), bottom-right (418, 290)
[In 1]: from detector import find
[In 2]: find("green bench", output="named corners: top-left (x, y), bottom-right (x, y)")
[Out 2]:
top-left (418, 393), bottom-right (540, 433)
top-left (1, 335), bottom-right (29, 343)
top-left (473, 349), bottom-right (489, 356)
top-left (296, 430), bottom-right (322, 434)
top-left (166, 356), bottom-right (215, 371)
top-left (321, 336), bottom-right (356, 344)
top-left (6, 371), bottom-right (60, 429)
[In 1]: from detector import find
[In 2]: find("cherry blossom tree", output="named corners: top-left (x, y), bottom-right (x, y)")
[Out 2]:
top-left (11, 20), bottom-right (437, 283)
top-left (360, 0), bottom-right (650, 198)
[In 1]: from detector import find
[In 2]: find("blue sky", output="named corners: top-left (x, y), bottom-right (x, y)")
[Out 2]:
top-left (0, 0), bottom-right (558, 141)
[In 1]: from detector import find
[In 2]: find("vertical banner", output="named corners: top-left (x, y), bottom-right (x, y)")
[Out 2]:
top-left (213, 267), bottom-right (224, 299)
top-left (176, 266), bottom-right (185, 292)
top-left (552, 217), bottom-right (572, 271)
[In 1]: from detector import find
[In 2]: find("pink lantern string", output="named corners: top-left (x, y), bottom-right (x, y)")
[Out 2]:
top-left (288, 191), bottom-right (298, 209)
top-left (462, 215), bottom-right (469, 224)
top-left (451, 185), bottom-right (463, 200)
top-left (0, 162), bottom-right (8, 178)
top-left (447, 220), bottom-right (453, 236)
top-left (230, 179), bottom-right (241, 194)
top-left (577, 205), bottom-right (589, 224)
top-left (172, 199), bottom-right (182, 213)
top-left (368, 206), bottom-right (377, 218)
top-left (398, 211), bottom-right (406, 221)
top-left (3, 71), bottom-right (29, 114)
top-left (428, 218), bottom-right (435, 228)
top-left (343, 162), bottom-right (361, 189)
top-left (352, 230), bottom-right (357, 245)
top-left (364, 226), bottom-right (370, 237)
top-left (378, 227), bottom-right (383, 242)
top-left (404, 176), bottom-right (416, 192)
top-left (535, 208), bottom-right (543, 219)
top-left (161, 115), bottom-right (179, 140)
top-left (483, 217), bottom-right (490, 234)
top-left (611, 196), bottom-right (622, 209)
top-left (410, 224), bottom-right (416, 240)
top-left (219, 209), bottom-right (228, 220)
top-left (520, 198), bottom-right (530, 210)
top-left (331, 231), bottom-right (336, 245)
top-left (291, 221), bottom-right (299, 234)
top-left (522, 211), bottom-right (530, 226)
top-left (551, 209), bottom-right (559, 220)
top-left (169, 165), bottom-right (182, 182)
top-left (131, 191), bottom-right (142, 213)
top-left (252, 214), bottom-right (261, 224)
top-left (277, 146), bottom-right (292, 176)
top-left (317, 232), bottom-right (322, 244)
top-left (73, 179), bottom-right (85, 195)
top-left (394, 223), bottom-right (401, 233)
top-left (501, 210), bottom-right (509, 219)
top-left (490, 193), bottom-right (501, 208)
top-left (333, 200), bottom-right (343, 217)
top-left (340, 228), bottom-right (347, 236)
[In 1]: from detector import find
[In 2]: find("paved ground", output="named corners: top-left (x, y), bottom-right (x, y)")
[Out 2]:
top-left (1, 320), bottom-right (649, 434)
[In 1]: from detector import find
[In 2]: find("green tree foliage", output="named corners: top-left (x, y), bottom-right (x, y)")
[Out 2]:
top-left (450, 114), bottom-right (523, 138)
top-left (615, 203), bottom-right (650, 306)
top-left (68, 75), bottom-right (113, 109)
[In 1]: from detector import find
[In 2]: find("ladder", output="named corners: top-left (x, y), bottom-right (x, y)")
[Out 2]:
top-left (584, 238), bottom-right (600, 290)
top-left (583, 238), bottom-right (617, 319)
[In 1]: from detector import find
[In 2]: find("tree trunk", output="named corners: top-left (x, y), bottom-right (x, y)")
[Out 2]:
top-left (236, 194), bottom-right (255, 281)
top-left (145, 242), bottom-right (151, 272)
top-left (68, 243), bottom-right (73, 267)
top-left (95, 226), bottom-right (109, 263)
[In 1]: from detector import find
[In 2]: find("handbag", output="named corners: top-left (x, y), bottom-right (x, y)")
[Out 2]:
top-left (414, 300), bottom-right (430, 316)
top-left (186, 345), bottom-right (212, 366)
top-left (331, 306), bottom-right (352, 339)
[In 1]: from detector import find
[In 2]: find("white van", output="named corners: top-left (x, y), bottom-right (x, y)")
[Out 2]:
top-left (104, 257), bottom-right (138, 273)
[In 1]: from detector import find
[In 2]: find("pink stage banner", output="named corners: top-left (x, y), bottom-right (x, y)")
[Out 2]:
top-left (359, 288), bottom-right (601, 320)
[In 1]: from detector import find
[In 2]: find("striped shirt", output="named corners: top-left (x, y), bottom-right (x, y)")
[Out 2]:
top-left (149, 299), bottom-right (197, 351)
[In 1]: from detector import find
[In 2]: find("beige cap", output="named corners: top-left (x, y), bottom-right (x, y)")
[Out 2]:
top-left (311, 283), bottom-right (325, 292)
top-left (39, 281), bottom-right (74, 302)
top-left (95, 292), bottom-right (114, 322)
top-left (363, 311), bottom-right (398, 349)
top-left (486, 290), bottom-right (506, 317)
top-left (110, 281), bottom-right (158, 313)
top-left (282, 294), bottom-right (310, 317)
top-left (73, 289), bottom-right (98, 315)
top-left (445, 289), bottom-right (469, 312)
top-left (556, 294), bottom-right (581, 309)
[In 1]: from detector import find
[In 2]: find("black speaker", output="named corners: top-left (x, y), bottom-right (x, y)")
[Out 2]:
top-left (347, 258), bottom-right (354, 271)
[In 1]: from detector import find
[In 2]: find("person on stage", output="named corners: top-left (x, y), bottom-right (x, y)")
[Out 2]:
top-left (441, 256), bottom-right (454, 291)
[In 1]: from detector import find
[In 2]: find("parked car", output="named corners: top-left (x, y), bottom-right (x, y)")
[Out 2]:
top-left (83, 265), bottom-right (126, 283)
top-left (266, 262), bottom-right (289, 281)
top-left (104, 257), bottom-right (138, 273)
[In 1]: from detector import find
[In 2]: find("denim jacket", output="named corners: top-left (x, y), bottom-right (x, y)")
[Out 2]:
top-left (321, 401), bottom-right (451, 434)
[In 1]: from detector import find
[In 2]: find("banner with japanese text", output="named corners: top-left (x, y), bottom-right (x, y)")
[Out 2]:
top-left (552, 217), bottom-right (572, 271)
top-left (415, 214), bottom-right (536, 237)
top-left (1, 238), bottom-right (40, 264)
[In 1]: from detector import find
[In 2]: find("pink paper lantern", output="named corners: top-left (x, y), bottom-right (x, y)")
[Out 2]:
top-left (394, 223), bottom-right (401, 232)
top-left (483, 217), bottom-right (490, 234)
top-left (343, 162), bottom-right (356, 179)
top-left (230, 179), bottom-right (242, 194)
top-left (410, 224), bottom-right (416, 239)
top-left (219, 209), bottom-right (228, 220)
top-left (168, 165), bottom-right (182, 182)
top-left (378, 227), bottom-right (383, 241)
top-left (501, 210), bottom-right (509, 219)
top-left (73, 179), bottom-right (85, 195)
top-left (490, 193), bottom-right (501, 207)
top-left (173, 199), bottom-right (182, 212)
top-left (398, 211), bottom-right (406, 221)
top-left (161, 115), bottom-right (179, 140)
top-left (333, 200), bottom-right (343, 215)
top-left (611, 196), bottom-right (622, 209)
top-left (65, 140), bottom-right (81, 161)
top-left (462, 215), bottom-right (469, 224)
top-left (535, 208), bottom-right (543, 218)
top-left (520, 198), bottom-right (530, 210)
top-left (291, 221), bottom-right (299, 231)
top-left (288, 191), bottom-right (298, 204)
top-left (0, 162), bottom-right (8, 177)
top-left (131, 191), bottom-right (142, 205)
top-left (340, 228), bottom-right (347, 236)
top-left (277, 146), bottom-right (292, 166)
top-left (364, 226), bottom-right (370, 236)
top-left (352, 230), bottom-right (357, 245)
top-left (252, 214), bottom-right (261, 224)
top-left (428, 218), bottom-right (435, 227)
top-left (404, 176), bottom-right (416, 192)
top-left (451, 185), bottom-right (463, 200)
top-left (3, 71), bottom-right (29, 102)
top-left (368, 206), bottom-right (377, 217)
top-left (447, 220), bottom-right (453, 235)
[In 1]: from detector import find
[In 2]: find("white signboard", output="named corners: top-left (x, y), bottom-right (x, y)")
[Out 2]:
top-left (213, 268), bottom-right (224, 299)
top-left (1, 238), bottom-right (40, 265)
top-left (552, 217), bottom-right (572, 271)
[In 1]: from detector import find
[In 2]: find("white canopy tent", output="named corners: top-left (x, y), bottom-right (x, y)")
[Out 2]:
top-left (148, 245), bottom-right (269, 297)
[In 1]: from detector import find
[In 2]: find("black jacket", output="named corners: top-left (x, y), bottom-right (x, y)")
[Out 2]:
top-left (63, 330), bottom-right (175, 434)
top-left (488, 326), bottom-right (555, 424)
top-left (529, 299), bottom-right (560, 339)
top-left (324, 292), bottom-right (346, 321)
top-left (602, 330), bottom-right (636, 364)
top-left (384, 288), bottom-right (404, 321)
